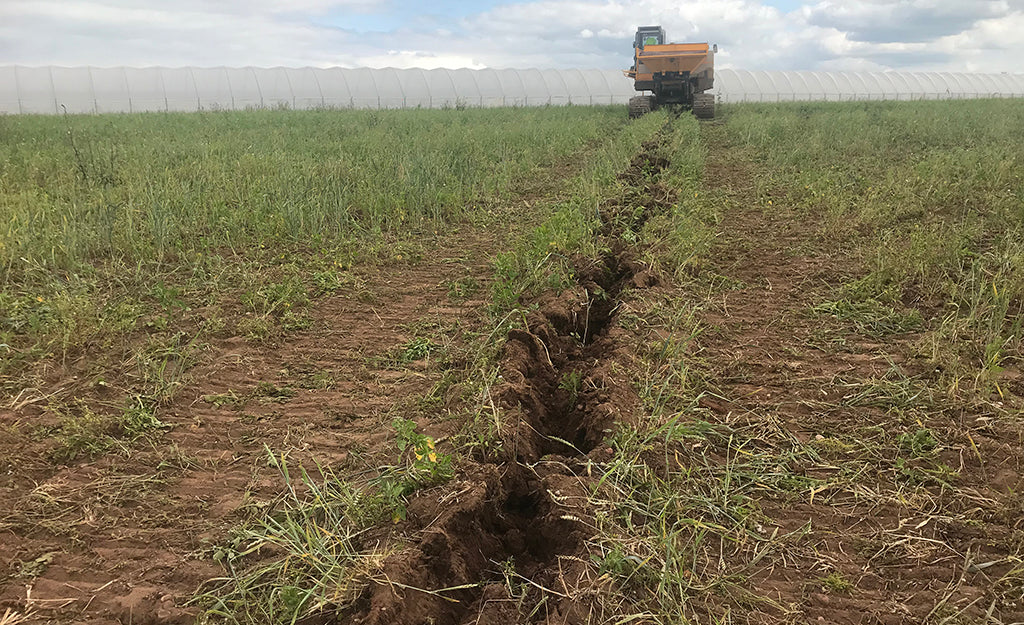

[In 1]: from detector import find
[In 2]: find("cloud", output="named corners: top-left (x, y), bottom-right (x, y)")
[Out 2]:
top-left (0, 0), bottom-right (360, 67)
top-left (805, 0), bottom-right (1011, 43)
top-left (1, 0), bottom-right (1022, 73)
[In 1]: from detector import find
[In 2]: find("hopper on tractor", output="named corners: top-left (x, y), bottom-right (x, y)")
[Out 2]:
top-left (625, 25), bottom-right (716, 119)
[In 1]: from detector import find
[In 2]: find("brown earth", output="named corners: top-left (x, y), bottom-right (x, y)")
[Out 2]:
top-left (690, 124), bottom-right (1024, 624)
top-left (0, 228), bottom-right (501, 624)
top-left (349, 123), bottom-right (1024, 624)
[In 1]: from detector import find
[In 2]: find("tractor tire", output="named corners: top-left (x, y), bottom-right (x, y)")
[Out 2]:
top-left (692, 93), bottom-right (715, 120)
top-left (628, 95), bottom-right (655, 119)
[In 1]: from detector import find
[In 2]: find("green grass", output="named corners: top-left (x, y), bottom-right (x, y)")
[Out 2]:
top-left (721, 99), bottom-right (1024, 397)
top-left (1, 107), bottom-right (624, 270)
top-left (194, 452), bottom-right (393, 624)
top-left (490, 110), bottom-right (670, 312)
top-left (190, 110), bottom-right (711, 622)
top-left (195, 421), bottom-right (454, 624)
top-left (35, 395), bottom-right (168, 463)
top-left (0, 106), bottom-right (628, 387)
top-left (11, 99), bottom-right (1023, 624)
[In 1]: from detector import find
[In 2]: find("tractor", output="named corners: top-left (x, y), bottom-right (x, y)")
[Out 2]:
top-left (625, 25), bottom-right (716, 119)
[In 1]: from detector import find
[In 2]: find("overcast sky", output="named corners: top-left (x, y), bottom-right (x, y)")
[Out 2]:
top-left (2, 0), bottom-right (1023, 72)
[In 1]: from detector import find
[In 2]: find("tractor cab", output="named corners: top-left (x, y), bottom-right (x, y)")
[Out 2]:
top-left (633, 26), bottom-right (665, 50)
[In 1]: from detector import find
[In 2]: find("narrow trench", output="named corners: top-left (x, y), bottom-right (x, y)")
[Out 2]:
top-left (346, 131), bottom-right (675, 625)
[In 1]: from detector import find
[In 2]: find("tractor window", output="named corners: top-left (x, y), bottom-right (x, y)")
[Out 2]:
top-left (644, 36), bottom-right (658, 46)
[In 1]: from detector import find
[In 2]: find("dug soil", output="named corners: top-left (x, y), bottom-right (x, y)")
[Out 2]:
top-left (343, 123), bottom-right (1024, 624)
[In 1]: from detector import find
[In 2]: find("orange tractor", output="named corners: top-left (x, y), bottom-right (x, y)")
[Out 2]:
top-left (625, 26), bottom-right (716, 119)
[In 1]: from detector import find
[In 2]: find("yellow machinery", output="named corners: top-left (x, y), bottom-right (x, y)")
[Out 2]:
top-left (625, 26), bottom-right (716, 119)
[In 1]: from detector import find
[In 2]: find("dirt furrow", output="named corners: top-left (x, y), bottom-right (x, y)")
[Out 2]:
top-left (346, 136), bottom-right (675, 625)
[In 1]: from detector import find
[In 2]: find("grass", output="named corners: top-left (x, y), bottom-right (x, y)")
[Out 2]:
top-left (195, 422), bottom-right (454, 624)
top-left (489, 111), bottom-right (670, 311)
top-left (6, 99), bottom-right (1024, 624)
top-left (177, 106), bottom-right (667, 623)
top-left (194, 452), bottom-right (393, 624)
top-left (35, 396), bottom-right (168, 463)
top-left (531, 99), bottom-right (1024, 623)
top-left (1, 107), bottom-right (623, 270)
top-left (1, 105), bottom-right (637, 490)
top-left (1, 105), bottom-right (627, 384)
top-left (722, 99), bottom-right (1024, 398)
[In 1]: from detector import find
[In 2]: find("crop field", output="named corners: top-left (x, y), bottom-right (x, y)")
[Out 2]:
top-left (1, 100), bottom-right (1022, 625)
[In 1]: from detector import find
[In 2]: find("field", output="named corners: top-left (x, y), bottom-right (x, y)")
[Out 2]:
top-left (1, 100), bottom-right (1022, 625)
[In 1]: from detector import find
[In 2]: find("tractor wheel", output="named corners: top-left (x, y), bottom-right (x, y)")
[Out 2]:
top-left (628, 95), bottom-right (655, 119)
top-left (692, 93), bottom-right (715, 120)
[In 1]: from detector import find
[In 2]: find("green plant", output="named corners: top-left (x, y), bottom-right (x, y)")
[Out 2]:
top-left (40, 396), bottom-right (168, 463)
top-left (396, 337), bottom-right (440, 363)
top-left (252, 382), bottom-right (297, 403)
top-left (819, 571), bottom-right (854, 595)
top-left (558, 371), bottom-right (583, 405)
top-left (445, 276), bottom-right (480, 299)
top-left (377, 418), bottom-right (454, 522)
top-left (897, 428), bottom-right (938, 458)
top-left (194, 450), bottom-right (390, 624)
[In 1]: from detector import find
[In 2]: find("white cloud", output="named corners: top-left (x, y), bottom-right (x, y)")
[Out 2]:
top-left (0, 0), bottom-right (1022, 72)
top-left (804, 0), bottom-right (1010, 42)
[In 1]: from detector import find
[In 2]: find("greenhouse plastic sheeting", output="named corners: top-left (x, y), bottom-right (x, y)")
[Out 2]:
top-left (712, 69), bottom-right (1024, 102)
top-left (2, 66), bottom-right (1023, 114)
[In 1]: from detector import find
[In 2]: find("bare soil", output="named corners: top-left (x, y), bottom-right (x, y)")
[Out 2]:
top-left (0, 230), bottom-right (500, 624)
top-left (691, 124), bottom-right (1024, 624)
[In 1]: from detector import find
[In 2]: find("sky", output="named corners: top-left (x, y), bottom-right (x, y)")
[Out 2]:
top-left (1, 0), bottom-right (1023, 73)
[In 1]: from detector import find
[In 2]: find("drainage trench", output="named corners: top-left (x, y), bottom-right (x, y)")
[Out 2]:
top-left (346, 132), bottom-right (675, 625)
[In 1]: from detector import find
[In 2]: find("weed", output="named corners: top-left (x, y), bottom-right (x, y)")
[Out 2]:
top-left (812, 298), bottom-right (923, 337)
top-left (129, 331), bottom-right (205, 403)
top-left (280, 310), bottom-right (313, 332)
top-left (725, 99), bottom-right (1024, 396)
top-left (1, 106), bottom-right (631, 398)
top-left (818, 571), bottom-right (855, 595)
top-left (445, 276), bottom-right (480, 300)
top-left (398, 337), bottom-right (439, 362)
top-left (558, 371), bottom-right (583, 406)
top-left (203, 391), bottom-right (243, 408)
top-left (252, 382), bottom-right (297, 403)
top-left (377, 418), bottom-right (454, 522)
top-left (295, 370), bottom-right (336, 390)
top-left (237, 316), bottom-right (272, 341)
top-left (195, 419), bottom-right (455, 621)
top-left (194, 451), bottom-right (392, 624)
top-left (897, 428), bottom-right (938, 458)
top-left (40, 396), bottom-right (168, 463)
top-left (243, 278), bottom-right (309, 318)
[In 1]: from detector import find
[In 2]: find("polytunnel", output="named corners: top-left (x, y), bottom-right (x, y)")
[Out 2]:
top-left (710, 69), bottom-right (1024, 103)
top-left (1, 66), bottom-right (1022, 114)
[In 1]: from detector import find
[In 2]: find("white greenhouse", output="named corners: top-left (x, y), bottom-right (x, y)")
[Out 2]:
top-left (1, 66), bottom-right (1022, 114)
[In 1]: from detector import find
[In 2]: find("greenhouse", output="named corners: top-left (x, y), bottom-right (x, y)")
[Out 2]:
top-left (1, 66), bottom-right (1022, 114)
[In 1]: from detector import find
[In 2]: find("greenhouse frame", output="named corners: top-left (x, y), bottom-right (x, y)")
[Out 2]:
top-left (1, 66), bottom-right (1022, 114)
